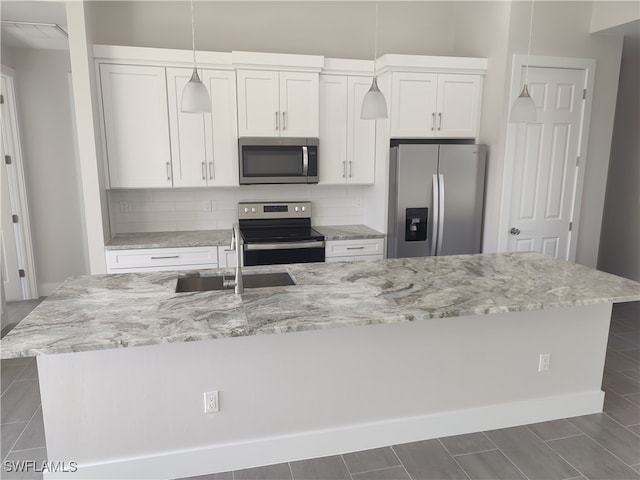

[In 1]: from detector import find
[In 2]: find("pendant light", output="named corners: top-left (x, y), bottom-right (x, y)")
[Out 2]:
top-left (181, 0), bottom-right (211, 113)
top-left (361, 2), bottom-right (388, 120)
top-left (509, 0), bottom-right (537, 123)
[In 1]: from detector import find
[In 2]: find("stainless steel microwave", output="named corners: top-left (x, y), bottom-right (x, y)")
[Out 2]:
top-left (239, 137), bottom-right (319, 185)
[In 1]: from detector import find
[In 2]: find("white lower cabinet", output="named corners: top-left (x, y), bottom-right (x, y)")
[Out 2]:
top-left (105, 247), bottom-right (218, 273)
top-left (217, 246), bottom-right (238, 268)
top-left (324, 238), bottom-right (385, 262)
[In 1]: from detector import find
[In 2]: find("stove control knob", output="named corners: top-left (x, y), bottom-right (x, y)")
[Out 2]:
top-left (301, 206), bottom-right (307, 212)
top-left (251, 208), bottom-right (256, 213)
top-left (294, 206), bottom-right (299, 212)
top-left (243, 207), bottom-right (249, 213)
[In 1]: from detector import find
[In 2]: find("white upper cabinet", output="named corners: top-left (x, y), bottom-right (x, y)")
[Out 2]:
top-left (319, 75), bottom-right (375, 185)
top-left (166, 68), bottom-right (238, 187)
top-left (237, 69), bottom-right (319, 137)
top-left (99, 64), bottom-right (172, 188)
top-left (390, 72), bottom-right (482, 138)
top-left (435, 74), bottom-right (482, 138)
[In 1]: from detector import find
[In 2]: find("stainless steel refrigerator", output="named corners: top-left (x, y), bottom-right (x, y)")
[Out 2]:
top-left (387, 143), bottom-right (487, 258)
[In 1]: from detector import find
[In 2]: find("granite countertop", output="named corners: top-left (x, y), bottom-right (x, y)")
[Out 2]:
top-left (105, 225), bottom-right (384, 250)
top-left (2, 252), bottom-right (638, 358)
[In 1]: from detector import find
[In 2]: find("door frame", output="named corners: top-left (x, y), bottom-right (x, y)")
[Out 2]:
top-left (1, 65), bottom-right (38, 299)
top-left (497, 55), bottom-right (596, 261)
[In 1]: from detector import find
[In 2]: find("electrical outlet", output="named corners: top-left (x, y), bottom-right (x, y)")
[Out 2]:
top-left (203, 201), bottom-right (212, 212)
top-left (204, 391), bottom-right (219, 413)
top-left (538, 353), bottom-right (551, 372)
top-left (119, 201), bottom-right (130, 213)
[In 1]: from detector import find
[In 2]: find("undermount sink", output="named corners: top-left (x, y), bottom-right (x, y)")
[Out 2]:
top-left (175, 271), bottom-right (295, 293)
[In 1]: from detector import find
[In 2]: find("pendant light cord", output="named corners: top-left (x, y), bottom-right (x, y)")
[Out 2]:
top-left (190, 0), bottom-right (197, 70)
top-left (524, 0), bottom-right (534, 85)
top-left (374, 2), bottom-right (379, 61)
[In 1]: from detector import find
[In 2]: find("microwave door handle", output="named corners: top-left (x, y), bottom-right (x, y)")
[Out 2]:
top-left (302, 146), bottom-right (309, 176)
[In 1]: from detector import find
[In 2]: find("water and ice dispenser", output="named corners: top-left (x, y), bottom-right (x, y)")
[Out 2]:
top-left (405, 208), bottom-right (428, 242)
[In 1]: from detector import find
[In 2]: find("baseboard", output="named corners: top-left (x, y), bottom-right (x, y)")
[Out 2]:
top-left (46, 390), bottom-right (604, 480)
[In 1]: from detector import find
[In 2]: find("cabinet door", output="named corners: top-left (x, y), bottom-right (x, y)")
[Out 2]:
top-left (217, 246), bottom-right (238, 268)
top-left (236, 70), bottom-right (280, 137)
top-left (390, 72), bottom-right (438, 138)
top-left (166, 67), bottom-right (208, 187)
top-left (436, 74), bottom-right (482, 138)
top-left (319, 75), bottom-right (348, 184)
top-left (203, 70), bottom-right (239, 186)
top-left (279, 71), bottom-right (319, 137)
top-left (100, 64), bottom-right (172, 188)
top-left (347, 76), bottom-right (376, 184)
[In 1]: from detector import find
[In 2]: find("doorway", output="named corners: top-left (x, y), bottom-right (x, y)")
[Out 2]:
top-left (0, 68), bottom-right (38, 302)
top-left (499, 56), bottom-right (595, 261)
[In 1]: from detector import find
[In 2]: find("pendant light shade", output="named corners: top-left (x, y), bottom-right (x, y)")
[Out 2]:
top-left (180, 0), bottom-right (211, 113)
top-left (509, 0), bottom-right (537, 124)
top-left (361, 77), bottom-right (388, 119)
top-left (509, 84), bottom-right (537, 123)
top-left (361, 2), bottom-right (388, 120)
top-left (181, 68), bottom-right (211, 113)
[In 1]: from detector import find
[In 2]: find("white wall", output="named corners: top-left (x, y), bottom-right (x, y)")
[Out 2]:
top-left (598, 34), bottom-right (639, 281)
top-left (0, 47), bottom-right (87, 295)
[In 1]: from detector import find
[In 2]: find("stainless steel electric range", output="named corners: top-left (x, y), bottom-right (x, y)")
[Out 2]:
top-left (238, 201), bottom-right (325, 266)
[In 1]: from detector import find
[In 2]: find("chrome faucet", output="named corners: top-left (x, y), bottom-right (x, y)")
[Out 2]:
top-left (226, 223), bottom-right (244, 294)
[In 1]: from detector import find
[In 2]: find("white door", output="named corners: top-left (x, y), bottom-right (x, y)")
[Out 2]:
top-left (507, 67), bottom-right (586, 259)
top-left (1, 159), bottom-right (22, 300)
top-left (236, 70), bottom-right (280, 137)
top-left (347, 76), bottom-right (376, 184)
top-left (203, 69), bottom-right (239, 186)
top-left (166, 67), bottom-right (208, 187)
top-left (279, 71), bottom-right (319, 137)
top-left (436, 74), bottom-right (482, 138)
top-left (100, 64), bottom-right (172, 188)
top-left (390, 72), bottom-right (437, 137)
top-left (319, 75), bottom-right (348, 184)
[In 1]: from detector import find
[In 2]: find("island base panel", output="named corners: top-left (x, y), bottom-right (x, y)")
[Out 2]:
top-left (38, 303), bottom-right (611, 479)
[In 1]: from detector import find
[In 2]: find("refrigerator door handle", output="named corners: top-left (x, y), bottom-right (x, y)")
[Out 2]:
top-left (431, 174), bottom-right (439, 256)
top-left (437, 174), bottom-right (445, 254)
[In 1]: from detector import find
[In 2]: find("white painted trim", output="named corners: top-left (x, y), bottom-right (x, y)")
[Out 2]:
top-left (377, 53), bottom-right (488, 75)
top-left (93, 45), bottom-right (233, 68)
top-left (0, 66), bottom-right (38, 299)
top-left (232, 50), bottom-right (324, 72)
top-left (497, 54), bottom-right (596, 261)
top-left (45, 390), bottom-right (603, 480)
top-left (322, 57), bottom-right (374, 76)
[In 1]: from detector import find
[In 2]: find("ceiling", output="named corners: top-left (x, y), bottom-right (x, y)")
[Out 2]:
top-left (1, 1), bottom-right (68, 50)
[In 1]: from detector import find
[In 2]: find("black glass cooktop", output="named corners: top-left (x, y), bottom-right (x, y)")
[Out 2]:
top-left (239, 219), bottom-right (324, 243)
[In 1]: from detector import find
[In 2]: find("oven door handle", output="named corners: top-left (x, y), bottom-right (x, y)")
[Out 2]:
top-left (245, 241), bottom-right (324, 251)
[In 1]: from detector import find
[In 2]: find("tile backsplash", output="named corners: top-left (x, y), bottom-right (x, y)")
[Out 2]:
top-left (108, 185), bottom-right (367, 234)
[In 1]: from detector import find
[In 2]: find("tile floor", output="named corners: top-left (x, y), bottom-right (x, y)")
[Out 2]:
top-left (1, 301), bottom-right (638, 480)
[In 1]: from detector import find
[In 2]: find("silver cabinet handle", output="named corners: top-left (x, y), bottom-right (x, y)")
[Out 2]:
top-left (438, 112), bottom-right (442, 131)
top-left (166, 162), bottom-right (171, 181)
top-left (282, 111), bottom-right (286, 130)
top-left (348, 161), bottom-right (352, 178)
top-left (346, 246), bottom-right (365, 250)
top-left (275, 111), bottom-right (279, 130)
top-left (510, 227), bottom-right (521, 236)
top-left (201, 162), bottom-right (206, 180)
top-left (432, 113), bottom-right (436, 131)
top-left (150, 255), bottom-right (180, 260)
top-left (208, 161), bottom-right (214, 180)
top-left (342, 161), bottom-right (346, 178)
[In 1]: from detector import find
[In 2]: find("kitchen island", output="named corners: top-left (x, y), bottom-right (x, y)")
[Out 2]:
top-left (2, 253), bottom-right (639, 479)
